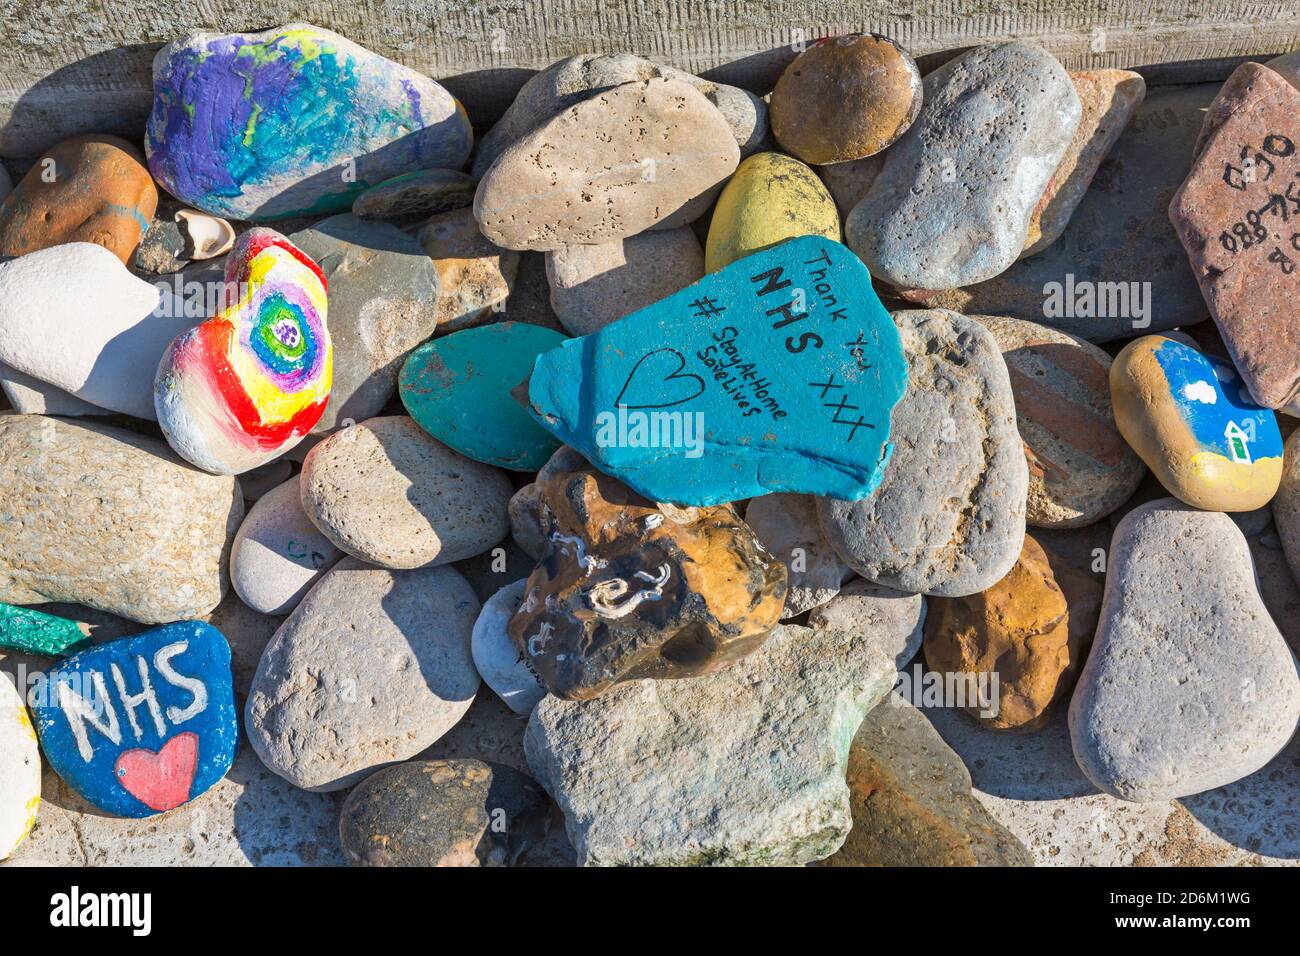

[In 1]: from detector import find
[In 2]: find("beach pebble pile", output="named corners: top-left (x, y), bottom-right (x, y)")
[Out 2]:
top-left (0, 22), bottom-right (1297, 869)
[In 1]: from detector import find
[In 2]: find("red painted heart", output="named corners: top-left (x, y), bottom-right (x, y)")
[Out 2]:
top-left (114, 732), bottom-right (199, 812)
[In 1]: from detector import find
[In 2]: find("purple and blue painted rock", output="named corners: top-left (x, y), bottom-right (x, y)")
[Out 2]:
top-left (525, 235), bottom-right (909, 506)
top-left (145, 23), bottom-right (473, 221)
top-left (33, 622), bottom-right (238, 818)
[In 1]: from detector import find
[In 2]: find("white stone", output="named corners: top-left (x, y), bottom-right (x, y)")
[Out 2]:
top-left (471, 579), bottom-right (548, 715)
top-left (0, 243), bottom-right (194, 420)
top-left (0, 672), bottom-right (40, 861)
top-left (0, 360), bottom-right (106, 416)
top-left (231, 476), bottom-right (344, 615)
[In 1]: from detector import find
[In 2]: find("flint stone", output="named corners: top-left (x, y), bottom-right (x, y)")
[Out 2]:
top-left (1068, 499), bottom-right (1300, 802)
top-left (846, 42), bottom-right (1080, 290)
top-left (0, 416), bottom-right (243, 624)
top-left (524, 622), bottom-right (896, 866)
top-left (245, 558), bottom-right (481, 791)
top-left (818, 310), bottom-right (1028, 597)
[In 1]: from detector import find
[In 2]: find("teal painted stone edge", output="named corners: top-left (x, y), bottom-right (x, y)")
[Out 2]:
top-left (400, 321), bottom-right (568, 471)
top-left (0, 603), bottom-right (92, 657)
top-left (524, 236), bottom-right (909, 506)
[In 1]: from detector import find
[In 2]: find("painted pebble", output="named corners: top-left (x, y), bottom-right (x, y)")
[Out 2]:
top-left (1169, 63), bottom-right (1300, 411)
top-left (846, 42), bottom-right (1080, 290)
top-left (0, 603), bottom-right (91, 657)
top-left (474, 78), bottom-right (739, 251)
top-left (0, 672), bottom-right (40, 860)
top-left (510, 450), bottom-right (786, 700)
top-left (1069, 499), bottom-right (1300, 802)
top-left (818, 310), bottom-right (1028, 597)
top-left (145, 23), bottom-right (472, 220)
top-left (769, 33), bottom-right (922, 165)
top-left (400, 322), bottom-right (566, 471)
top-left (0, 135), bottom-right (158, 264)
top-left (339, 759), bottom-right (552, 867)
top-left (245, 558), bottom-right (480, 791)
top-left (471, 580), bottom-right (548, 715)
top-left (155, 228), bottom-right (332, 475)
top-left (230, 476), bottom-right (344, 615)
top-left (705, 151), bottom-right (841, 272)
top-left (299, 416), bottom-right (512, 569)
top-left (289, 214), bottom-right (439, 433)
top-left (1110, 334), bottom-right (1283, 511)
top-left (974, 315), bottom-right (1145, 528)
top-left (33, 622), bottom-right (238, 818)
top-left (525, 235), bottom-right (908, 506)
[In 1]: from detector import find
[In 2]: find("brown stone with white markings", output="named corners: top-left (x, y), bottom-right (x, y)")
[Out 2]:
top-left (1169, 63), bottom-right (1300, 409)
top-left (973, 315), bottom-right (1145, 528)
top-left (507, 448), bottom-right (786, 701)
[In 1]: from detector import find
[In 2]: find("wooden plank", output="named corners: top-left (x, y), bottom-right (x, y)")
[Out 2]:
top-left (0, 0), bottom-right (1296, 158)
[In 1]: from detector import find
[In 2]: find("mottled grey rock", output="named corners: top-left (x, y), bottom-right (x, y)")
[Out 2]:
top-left (246, 558), bottom-right (481, 791)
top-left (474, 78), bottom-right (739, 251)
top-left (339, 758), bottom-right (551, 866)
top-left (906, 84), bottom-right (1213, 341)
top-left (300, 416), bottom-right (512, 569)
top-left (508, 482), bottom-right (547, 561)
top-left (846, 42), bottom-right (1080, 290)
top-left (744, 493), bottom-right (850, 618)
top-left (820, 697), bottom-right (1033, 866)
top-left (818, 310), bottom-right (1028, 596)
top-left (1069, 499), bottom-right (1300, 802)
top-left (808, 578), bottom-right (926, 669)
top-left (0, 415), bottom-right (242, 624)
top-left (231, 476), bottom-right (344, 615)
top-left (524, 622), bottom-right (896, 866)
top-left (545, 228), bottom-right (703, 336)
top-left (817, 154), bottom-right (884, 220)
top-left (472, 579), bottom-right (547, 715)
top-left (351, 169), bottom-right (478, 224)
top-left (290, 215), bottom-right (441, 434)
top-left (472, 53), bottom-right (767, 178)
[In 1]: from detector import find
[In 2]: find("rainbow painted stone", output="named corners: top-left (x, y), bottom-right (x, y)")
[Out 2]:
top-left (1111, 335), bottom-right (1283, 511)
top-left (145, 23), bottom-right (473, 221)
top-left (155, 228), bottom-right (331, 475)
top-left (33, 622), bottom-right (238, 819)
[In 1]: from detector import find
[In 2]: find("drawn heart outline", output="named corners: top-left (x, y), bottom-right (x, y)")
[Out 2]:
top-left (114, 731), bottom-right (199, 813)
top-left (613, 348), bottom-right (706, 410)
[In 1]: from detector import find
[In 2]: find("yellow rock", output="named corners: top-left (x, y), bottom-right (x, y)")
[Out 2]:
top-left (1, 672), bottom-right (40, 861)
top-left (705, 152), bottom-right (841, 272)
top-left (1110, 335), bottom-right (1283, 511)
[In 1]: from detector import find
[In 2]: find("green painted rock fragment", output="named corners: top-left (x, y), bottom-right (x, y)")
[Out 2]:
top-left (0, 603), bottom-right (92, 657)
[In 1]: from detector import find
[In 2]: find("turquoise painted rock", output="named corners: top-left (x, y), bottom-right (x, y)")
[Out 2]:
top-left (526, 235), bottom-right (908, 505)
top-left (1111, 335), bottom-right (1283, 511)
top-left (145, 23), bottom-right (473, 221)
top-left (401, 323), bottom-right (568, 471)
top-left (33, 622), bottom-right (238, 818)
top-left (0, 603), bottom-right (91, 657)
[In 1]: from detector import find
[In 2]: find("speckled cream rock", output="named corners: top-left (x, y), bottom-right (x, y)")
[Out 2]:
top-left (770, 34), bottom-right (922, 165)
top-left (545, 228), bottom-right (703, 336)
top-left (0, 416), bottom-right (242, 624)
top-left (474, 78), bottom-right (739, 251)
top-left (419, 207), bottom-right (519, 333)
top-left (471, 52), bottom-right (767, 178)
top-left (973, 314), bottom-right (1144, 528)
top-left (245, 558), bottom-right (481, 791)
top-left (705, 151), bottom-right (840, 272)
top-left (299, 416), bottom-right (512, 569)
top-left (817, 310), bottom-right (1028, 597)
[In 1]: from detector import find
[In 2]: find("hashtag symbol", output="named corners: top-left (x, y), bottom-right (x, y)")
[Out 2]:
top-left (689, 297), bottom-right (727, 319)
